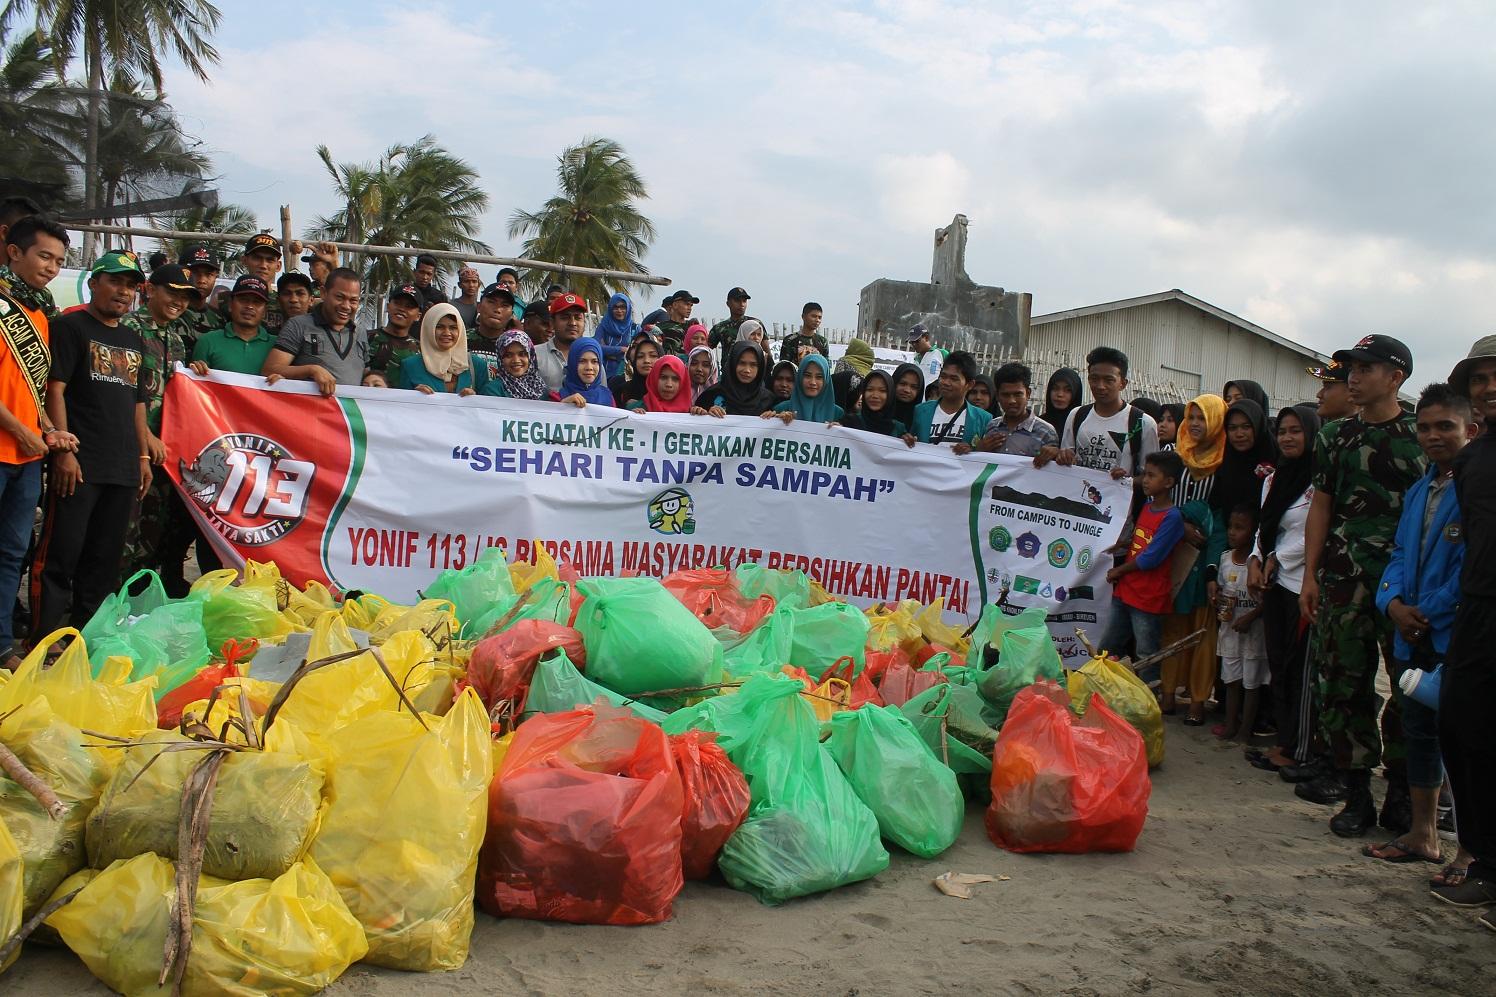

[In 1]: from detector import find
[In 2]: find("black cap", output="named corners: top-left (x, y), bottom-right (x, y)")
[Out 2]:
top-left (727, 287), bottom-right (750, 301)
top-left (149, 263), bottom-right (198, 296)
top-left (389, 283), bottom-right (420, 305)
top-left (1305, 359), bottom-right (1349, 382)
top-left (230, 275), bottom-right (269, 300)
top-left (277, 272), bottom-right (312, 293)
top-left (243, 233), bottom-right (280, 256)
top-left (179, 243), bottom-right (220, 270)
top-left (481, 282), bottom-right (516, 303)
top-left (1332, 334), bottom-right (1413, 376)
top-left (665, 289), bottom-right (700, 305)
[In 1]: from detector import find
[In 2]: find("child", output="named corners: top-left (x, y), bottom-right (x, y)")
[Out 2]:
top-left (1102, 450), bottom-right (1186, 681)
top-left (1209, 504), bottom-right (1267, 741)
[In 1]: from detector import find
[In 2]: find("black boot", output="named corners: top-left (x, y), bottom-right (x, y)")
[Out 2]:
top-left (1280, 756), bottom-right (1331, 784)
top-left (1379, 777), bottom-right (1413, 835)
top-left (1295, 770), bottom-right (1347, 805)
top-left (1330, 770), bottom-right (1377, 837)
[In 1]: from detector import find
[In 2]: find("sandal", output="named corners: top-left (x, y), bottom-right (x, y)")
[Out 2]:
top-left (1431, 863), bottom-right (1471, 888)
top-left (1183, 714), bottom-right (1205, 727)
top-left (1361, 840), bottom-right (1441, 864)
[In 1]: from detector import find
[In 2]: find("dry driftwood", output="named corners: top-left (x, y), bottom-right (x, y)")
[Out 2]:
top-left (0, 738), bottom-right (66, 820)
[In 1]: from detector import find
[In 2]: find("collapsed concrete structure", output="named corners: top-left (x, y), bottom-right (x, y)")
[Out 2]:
top-left (856, 214), bottom-right (1030, 352)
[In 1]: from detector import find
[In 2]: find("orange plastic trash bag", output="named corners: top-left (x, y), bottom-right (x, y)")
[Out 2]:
top-left (460, 619), bottom-right (586, 711)
top-left (985, 681), bottom-right (1150, 854)
top-left (661, 568), bottom-right (774, 634)
top-left (670, 730), bottom-right (751, 880)
top-left (477, 703), bottom-right (684, 925)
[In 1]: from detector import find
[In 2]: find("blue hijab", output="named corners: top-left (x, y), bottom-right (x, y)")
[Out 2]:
top-left (784, 353), bottom-right (838, 422)
top-left (560, 337), bottom-right (615, 405)
top-left (593, 293), bottom-right (637, 376)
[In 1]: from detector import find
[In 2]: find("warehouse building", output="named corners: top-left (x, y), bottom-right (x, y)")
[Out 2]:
top-left (1025, 289), bottom-right (1332, 410)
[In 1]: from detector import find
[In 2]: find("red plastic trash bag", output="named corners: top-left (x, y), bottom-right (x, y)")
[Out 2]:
top-left (670, 730), bottom-right (751, 879)
top-left (862, 646), bottom-right (909, 684)
top-left (820, 657), bottom-right (883, 710)
top-left (477, 703), bottom-right (684, 925)
top-left (878, 660), bottom-right (947, 707)
top-left (461, 620), bottom-right (586, 711)
top-left (985, 681), bottom-right (1150, 854)
top-left (154, 662), bottom-right (241, 729)
top-left (662, 568), bottom-right (775, 634)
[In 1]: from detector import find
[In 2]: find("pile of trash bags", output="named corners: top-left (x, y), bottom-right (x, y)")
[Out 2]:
top-left (0, 546), bottom-right (1159, 989)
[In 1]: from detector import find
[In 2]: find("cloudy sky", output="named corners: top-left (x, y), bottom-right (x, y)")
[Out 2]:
top-left (161, 0), bottom-right (1493, 382)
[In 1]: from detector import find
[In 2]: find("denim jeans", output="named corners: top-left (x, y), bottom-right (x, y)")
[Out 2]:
top-left (0, 459), bottom-right (40, 657)
top-left (1392, 658), bottom-right (1444, 789)
top-left (1100, 599), bottom-right (1163, 682)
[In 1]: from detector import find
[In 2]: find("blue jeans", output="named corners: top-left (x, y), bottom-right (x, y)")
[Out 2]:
top-left (1100, 598), bottom-right (1163, 683)
top-left (1392, 658), bottom-right (1443, 790)
top-left (0, 460), bottom-right (40, 658)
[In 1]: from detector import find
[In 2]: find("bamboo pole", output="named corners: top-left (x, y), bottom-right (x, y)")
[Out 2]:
top-left (58, 222), bottom-right (672, 286)
top-left (278, 204), bottom-right (294, 273)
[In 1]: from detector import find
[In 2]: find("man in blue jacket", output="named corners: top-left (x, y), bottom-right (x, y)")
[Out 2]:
top-left (903, 350), bottom-right (992, 448)
top-left (1368, 382), bottom-right (1475, 866)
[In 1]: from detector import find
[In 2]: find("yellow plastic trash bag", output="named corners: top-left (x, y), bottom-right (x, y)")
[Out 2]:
top-left (86, 726), bottom-right (324, 881)
top-left (0, 816), bottom-right (21, 973)
top-left (365, 598), bottom-right (459, 648)
top-left (0, 628), bottom-right (157, 743)
top-left (1068, 653), bottom-right (1166, 768)
top-left (270, 629), bottom-right (436, 740)
top-left (490, 730), bottom-right (515, 777)
top-left (0, 699), bottom-right (112, 917)
top-left (865, 600), bottom-right (922, 653)
top-left (310, 688), bottom-right (491, 970)
top-left (240, 559), bottom-right (339, 628)
top-left (48, 852), bottom-right (367, 996)
top-left (176, 675), bottom-right (282, 744)
top-left (338, 592), bottom-right (394, 631)
top-left (807, 578), bottom-right (836, 606)
top-left (916, 599), bottom-right (971, 658)
top-left (509, 540), bottom-right (558, 593)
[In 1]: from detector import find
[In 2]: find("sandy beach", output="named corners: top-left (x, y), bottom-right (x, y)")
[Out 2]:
top-left (5, 709), bottom-right (1486, 997)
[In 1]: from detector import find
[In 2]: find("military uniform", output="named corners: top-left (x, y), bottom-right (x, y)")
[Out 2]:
top-left (654, 319), bottom-right (688, 357)
top-left (181, 306), bottom-right (221, 345)
top-left (708, 315), bottom-right (760, 370)
top-left (367, 327), bottom-right (421, 389)
top-left (119, 308), bottom-right (200, 595)
top-left (779, 331), bottom-right (829, 365)
top-left (1311, 413), bottom-right (1425, 772)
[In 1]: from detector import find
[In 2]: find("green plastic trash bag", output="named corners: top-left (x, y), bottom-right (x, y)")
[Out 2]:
top-left (787, 602), bottom-right (870, 674)
top-left (665, 673), bottom-right (888, 904)
top-left (823, 706), bottom-right (963, 858)
top-left (722, 606), bottom-right (795, 678)
top-left (424, 546), bottom-right (518, 636)
top-left (901, 682), bottom-right (998, 776)
top-left (523, 650), bottom-right (668, 724)
top-left (80, 570), bottom-right (212, 695)
top-left (468, 577), bottom-right (572, 637)
top-left (734, 564), bottom-right (810, 610)
top-left (974, 607), bottom-right (1064, 726)
top-left (574, 577), bottom-right (723, 698)
top-left (193, 576), bottom-right (297, 650)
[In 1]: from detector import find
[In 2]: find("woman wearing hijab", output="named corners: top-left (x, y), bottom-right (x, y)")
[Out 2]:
top-left (840, 369), bottom-right (906, 438)
top-left (769, 360), bottom-right (797, 403)
top-left (890, 362), bottom-right (925, 429)
top-left (1246, 403), bottom-right (1321, 773)
top-left (401, 303), bottom-right (480, 395)
top-left (1212, 399), bottom-right (1277, 514)
top-left (766, 353), bottom-right (842, 424)
top-left (1160, 394), bottom-right (1228, 722)
top-left (684, 324), bottom-right (710, 355)
top-left (632, 354), bottom-right (693, 414)
top-left (593, 292), bottom-right (637, 379)
top-left (609, 330), bottom-right (662, 408)
top-left (687, 345), bottom-right (717, 392)
top-left (694, 341), bottom-right (775, 417)
top-left (554, 337), bottom-right (615, 408)
top-left (480, 329), bottom-right (550, 400)
top-left (1223, 379), bottom-right (1270, 413)
top-left (832, 338), bottom-right (875, 409)
top-left (968, 373), bottom-right (998, 416)
top-left (1041, 368), bottom-right (1082, 436)
top-left (738, 320), bottom-right (771, 373)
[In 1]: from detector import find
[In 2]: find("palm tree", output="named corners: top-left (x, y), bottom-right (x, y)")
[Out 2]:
top-left (91, 74), bottom-right (209, 224)
top-left (4, 0), bottom-right (220, 257)
top-left (306, 135), bottom-right (491, 291)
top-left (0, 27), bottom-right (78, 205)
top-left (508, 137), bottom-right (656, 307)
top-left (158, 202), bottom-right (257, 269)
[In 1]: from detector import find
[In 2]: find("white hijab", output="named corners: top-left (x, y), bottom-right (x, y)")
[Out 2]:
top-left (419, 303), bottom-right (470, 380)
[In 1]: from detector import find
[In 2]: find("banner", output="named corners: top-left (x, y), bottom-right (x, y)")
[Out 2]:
top-left (163, 370), bottom-right (1131, 664)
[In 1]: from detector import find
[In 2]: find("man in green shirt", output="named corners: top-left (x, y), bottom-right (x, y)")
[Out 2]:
top-left (654, 289), bottom-right (699, 356)
top-left (189, 276), bottom-right (276, 375)
top-left (708, 286), bottom-right (758, 371)
top-left (364, 283), bottom-right (423, 388)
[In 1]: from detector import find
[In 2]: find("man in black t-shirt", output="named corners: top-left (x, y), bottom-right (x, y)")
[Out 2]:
top-left (31, 251), bottom-right (152, 641)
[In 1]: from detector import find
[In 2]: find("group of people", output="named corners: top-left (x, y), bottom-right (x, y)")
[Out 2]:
top-left (0, 198), bottom-right (1492, 934)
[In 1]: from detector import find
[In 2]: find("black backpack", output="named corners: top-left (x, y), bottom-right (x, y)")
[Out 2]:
top-left (1067, 403), bottom-right (1145, 476)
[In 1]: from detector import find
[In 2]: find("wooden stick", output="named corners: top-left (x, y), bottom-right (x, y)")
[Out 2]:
top-left (161, 748), bottom-right (228, 992)
top-left (0, 886), bottom-right (83, 965)
top-left (1127, 629), bottom-right (1207, 674)
top-left (0, 739), bottom-right (66, 820)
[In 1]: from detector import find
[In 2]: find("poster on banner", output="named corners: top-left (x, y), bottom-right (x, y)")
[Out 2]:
top-left (162, 369), bottom-right (1130, 664)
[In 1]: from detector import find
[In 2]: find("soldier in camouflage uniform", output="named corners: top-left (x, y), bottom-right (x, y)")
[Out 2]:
top-left (779, 301), bottom-right (831, 365)
top-left (707, 286), bottom-right (758, 371)
top-left (365, 284), bottom-right (423, 388)
top-left (120, 264), bottom-right (202, 596)
top-left (217, 233), bottom-right (286, 335)
top-left (1297, 335), bottom-right (1424, 837)
top-left (178, 243), bottom-right (224, 345)
top-left (653, 289), bottom-right (699, 356)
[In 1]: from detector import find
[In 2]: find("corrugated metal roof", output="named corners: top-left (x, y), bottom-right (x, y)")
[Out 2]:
top-left (1031, 289), bottom-right (1332, 365)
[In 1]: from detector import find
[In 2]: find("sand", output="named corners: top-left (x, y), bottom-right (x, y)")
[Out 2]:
top-left (5, 714), bottom-right (1489, 996)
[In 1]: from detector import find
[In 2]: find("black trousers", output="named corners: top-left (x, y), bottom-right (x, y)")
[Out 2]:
top-left (1441, 597), bottom-right (1496, 878)
top-left (30, 479), bottom-right (136, 640)
top-left (1263, 582), bottom-right (1311, 758)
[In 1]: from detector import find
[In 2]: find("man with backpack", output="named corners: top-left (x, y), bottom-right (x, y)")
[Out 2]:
top-left (1034, 346), bottom-right (1159, 480)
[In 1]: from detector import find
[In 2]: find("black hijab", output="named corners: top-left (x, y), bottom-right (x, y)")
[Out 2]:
top-left (697, 341), bottom-right (775, 416)
top-left (1130, 396), bottom-right (1163, 422)
top-left (969, 373), bottom-right (999, 416)
top-left (1257, 404), bottom-right (1321, 558)
top-left (1042, 368), bottom-right (1083, 435)
top-left (890, 362), bottom-right (924, 428)
top-left (844, 369), bottom-right (901, 437)
top-left (1211, 399), bottom-right (1278, 512)
top-left (1224, 379), bottom-right (1270, 413)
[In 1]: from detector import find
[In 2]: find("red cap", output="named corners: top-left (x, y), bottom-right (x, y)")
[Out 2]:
top-left (548, 292), bottom-right (586, 315)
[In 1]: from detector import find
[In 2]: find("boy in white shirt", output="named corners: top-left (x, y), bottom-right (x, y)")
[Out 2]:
top-left (1034, 346), bottom-right (1159, 481)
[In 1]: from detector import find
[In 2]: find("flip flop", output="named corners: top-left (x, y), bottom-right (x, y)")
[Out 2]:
top-left (1362, 840), bottom-right (1441, 864)
top-left (1432, 863), bottom-right (1471, 888)
top-left (1183, 715), bottom-right (1205, 727)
